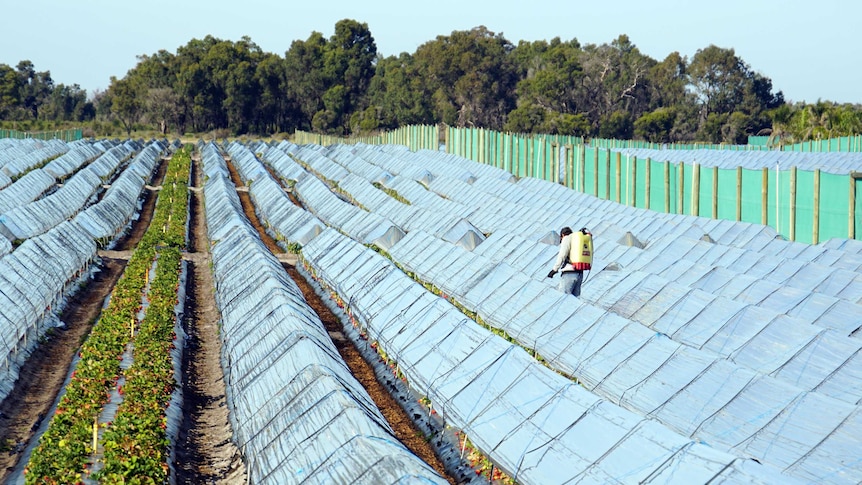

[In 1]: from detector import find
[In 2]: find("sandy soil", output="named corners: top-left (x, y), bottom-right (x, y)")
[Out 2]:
top-left (173, 154), bottom-right (247, 484)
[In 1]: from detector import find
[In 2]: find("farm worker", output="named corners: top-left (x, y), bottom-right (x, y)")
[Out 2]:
top-left (547, 226), bottom-right (593, 297)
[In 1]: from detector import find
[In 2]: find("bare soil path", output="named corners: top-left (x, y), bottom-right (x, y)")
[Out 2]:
top-left (174, 154), bottom-right (247, 483)
top-left (224, 160), bottom-right (456, 484)
top-left (0, 159), bottom-right (168, 481)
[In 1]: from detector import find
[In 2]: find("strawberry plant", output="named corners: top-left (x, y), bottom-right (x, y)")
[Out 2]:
top-left (25, 147), bottom-right (191, 484)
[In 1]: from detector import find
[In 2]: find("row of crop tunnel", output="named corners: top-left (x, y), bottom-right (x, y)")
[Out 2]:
top-left (5, 132), bottom-right (856, 482)
top-left (200, 143), bottom-right (450, 483)
top-left (199, 138), bottom-right (857, 484)
top-left (0, 139), bottom-right (175, 405)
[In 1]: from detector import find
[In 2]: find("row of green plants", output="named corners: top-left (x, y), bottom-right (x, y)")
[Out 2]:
top-left (97, 146), bottom-right (189, 482)
top-left (25, 147), bottom-right (190, 484)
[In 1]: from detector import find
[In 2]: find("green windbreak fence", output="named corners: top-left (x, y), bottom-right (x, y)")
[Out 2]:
top-left (290, 125), bottom-right (861, 244)
top-left (0, 128), bottom-right (83, 142)
top-left (444, 127), bottom-right (583, 182)
top-left (442, 127), bottom-right (861, 244)
top-left (294, 125), bottom-right (439, 151)
top-left (782, 135), bottom-right (862, 152)
top-left (746, 135), bottom-right (862, 152)
top-left (590, 138), bottom-right (771, 151)
top-left (590, 150), bottom-right (859, 244)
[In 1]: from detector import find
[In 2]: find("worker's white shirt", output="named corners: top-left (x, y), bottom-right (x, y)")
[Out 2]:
top-left (553, 234), bottom-right (577, 273)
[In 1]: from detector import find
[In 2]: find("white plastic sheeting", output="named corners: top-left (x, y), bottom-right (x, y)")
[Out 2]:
top-left (74, 142), bottom-right (163, 241)
top-left (202, 170), bottom-right (447, 485)
top-left (259, 142), bottom-right (309, 183)
top-left (293, 171), bottom-right (400, 246)
top-left (0, 138), bottom-right (69, 179)
top-left (301, 227), bottom-right (792, 485)
top-left (266, 144), bottom-right (483, 246)
top-left (286, 144), bottom-right (351, 183)
top-left (0, 169), bottom-right (55, 215)
top-left (382, 228), bottom-right (862, 483)
top-left (616, 234), bottom-right (862, 331)
top-left (0, 220), bottom-right (97, 402)
top-left (224, 143), bottom-right (324, 246)
top-left (41, 143), bottom-right (105, 179)
top-left (0, 169), bottom-right (102, 240)
top-left (252, 141), bottom-right (862, 484)
top-left (614, 147), bottom-right (862, 174)
top-left (0, 141), bottom-right (136, 241)
top-left (200, 142), bottom-right (230, 180)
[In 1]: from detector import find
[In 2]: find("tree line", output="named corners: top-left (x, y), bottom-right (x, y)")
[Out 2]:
top-left (1, 19), bottom-right (861, 144)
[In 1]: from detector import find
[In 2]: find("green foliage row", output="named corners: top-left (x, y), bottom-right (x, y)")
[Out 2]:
top-left (96, 148), bottom-right (189, 482)
top-left (25, 148), bottom-right (190, 484)
top-left (371, 182), bottom-right (410, 205)
top-left (96, 247), bottom-right (181, 483)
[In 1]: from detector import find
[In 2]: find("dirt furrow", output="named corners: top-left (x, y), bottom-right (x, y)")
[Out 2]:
top-left (174, 154), bottom-right (246, 483)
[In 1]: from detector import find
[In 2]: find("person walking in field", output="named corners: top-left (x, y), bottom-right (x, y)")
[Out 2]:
top-left (547, 226), bottom-right (593, 297)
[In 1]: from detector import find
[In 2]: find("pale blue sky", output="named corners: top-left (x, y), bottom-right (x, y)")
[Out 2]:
top-left (1, 0), bottom-right (858, 104)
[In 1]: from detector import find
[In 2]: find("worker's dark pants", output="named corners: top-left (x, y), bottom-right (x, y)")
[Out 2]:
top-left (559, 270), bottom-right (584, 297)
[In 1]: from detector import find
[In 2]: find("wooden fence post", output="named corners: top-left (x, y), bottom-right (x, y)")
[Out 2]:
top-left (790, 166), bottom-right (797, 241)
top-left (645, 157), bottom-right (651, 210)
top-left (760, 167), bottom-right (778, 226)
top-left (678, 163), bottom-right (685, 215)
top-left (736, 166), bottom-right (742, 221)
top-left (605, 149), bottom-right (611, 199)
top-left (615, 152), bottom-right (622, 203)
top-left (579, 143), bottom-right (586, 192)
top-left (692, 163), bottom-right (700, 216)
top-left (712, 166), bottom-right (719, 219)
top-left (813, 168), bottom-right (820, 244)
top-left (664, 161), bottom-right (670, 213)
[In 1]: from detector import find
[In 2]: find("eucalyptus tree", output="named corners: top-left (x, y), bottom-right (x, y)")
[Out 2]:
top-left (367, 52), bottom-right (433, 130)
top-left (412, 26), bottom-right (518, 129)
top-left (687, 45), bottom-right (783, 142)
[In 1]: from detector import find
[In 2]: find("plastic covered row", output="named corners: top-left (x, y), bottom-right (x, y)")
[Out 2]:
top-left (259, 143), bottom-right (309, 183)
top-left (0, 220), bottom-right (97, 403)
top-left (202, 171), bottom-right (447, 485)
top-left (41, 142), bottom-right (105, 179)
top-left (300, 227), bottom-right (795, 485)
top-left (286, 144), bottom-right (350, 184)
top-left (0, 143), bottom-right (137, 241)
top-left (0, 138), bottom-right (69, 179)
top-left (614, 147), bottom-right (862, 174)
top-left (225, 143), bottom-right (323, 246)
top-left (74, 141), bottom-right (163, 242)
top-left (273, 143), bottom-right (488, 246)
top-left (0, 169), bottom-right (56, 215)
top-left (200, 141), bottom-right (230, 180)
top-left (293, 172), bottom-right (400, 248)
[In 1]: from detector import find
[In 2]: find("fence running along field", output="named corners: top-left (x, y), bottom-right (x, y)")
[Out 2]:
top-left (0, 128), bottom-right (84, 142)
top-left (304, 125), bottom-right (862, 244)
